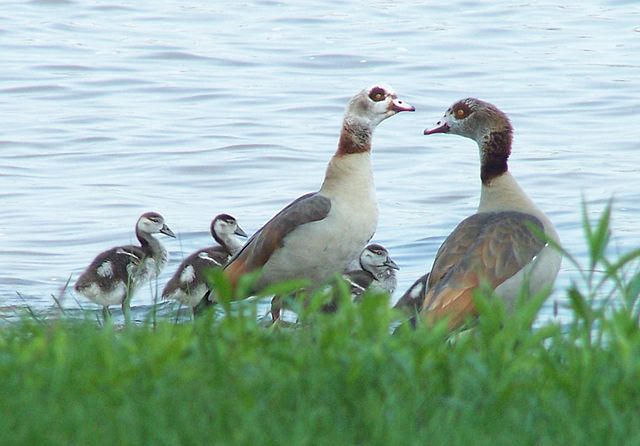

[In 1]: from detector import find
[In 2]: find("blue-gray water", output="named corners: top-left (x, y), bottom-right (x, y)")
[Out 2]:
top-left (1, 0), bottom-right (639, 323)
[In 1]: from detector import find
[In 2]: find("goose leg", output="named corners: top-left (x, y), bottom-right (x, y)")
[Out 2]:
top-left (270, 295), bottom-right (282, 322)
top-left (102, 306), bottom-right (111, 323)
top-left (122, 292), bottom-right (132, 325)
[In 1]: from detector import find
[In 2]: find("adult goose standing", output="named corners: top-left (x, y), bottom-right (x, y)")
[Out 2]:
top-left (162, 214), bottom-right (247, 317)
top-left (419, 98), bottom-right (561, 330)
top-left (216, 85), bottom-right (414, 320)
top-left (74, 212), bottom-right (175, 322)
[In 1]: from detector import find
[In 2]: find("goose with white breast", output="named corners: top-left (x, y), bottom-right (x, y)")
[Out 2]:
top-left (419, 98), bottom-right (562, 330)
top-left (217, 85), bottom-right (415, 319)
top-left (162, 214), bottom-right (247, 317)
top-left (74, 212), bottom-right (175, 322)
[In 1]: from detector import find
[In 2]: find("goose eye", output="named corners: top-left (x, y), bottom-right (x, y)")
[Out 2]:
top-left (455, 108), bottom-right (466, 119)
top-left (368, 87), bottom-right (386, 102)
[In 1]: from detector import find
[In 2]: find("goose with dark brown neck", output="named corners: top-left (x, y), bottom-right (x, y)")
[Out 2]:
top-left (74, 212), bottom-right (176, 322)
top-left (162, 214), bottom-right (247, 316)
top-left (417, 98), bottom-right (561, 331)
top-left (218, 85), bottom-right (414, 320)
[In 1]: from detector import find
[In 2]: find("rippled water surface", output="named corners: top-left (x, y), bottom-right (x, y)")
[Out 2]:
top-left (1, 0), bottom-right (639, 322)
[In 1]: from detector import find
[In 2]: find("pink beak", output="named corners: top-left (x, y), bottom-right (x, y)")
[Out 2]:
top-left (424, 122), bottom-right (450, 135)
top-left (391, 98), bottom-right (415, 113)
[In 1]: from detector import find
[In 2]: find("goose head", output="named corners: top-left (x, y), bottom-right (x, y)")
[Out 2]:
top-left (337, 85), bottom-right (414, 156)
top-left (211, 213), bottom-right (247, 252)
top-left (424, 98), bottom-right (514, 183)
top-left (346, 84), bottom-right (415, 129)
top-left (137, 212), bottom-right (175, 238)
top-left (424, 98), bottom-right (512, 144)
top-left (359, 243), bottom-right (399, 279)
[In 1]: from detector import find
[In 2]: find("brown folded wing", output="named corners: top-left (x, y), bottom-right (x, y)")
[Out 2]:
top-left (224, 192), bottom-right (332, 288)
top-left (420, 211), bottom-right (545, 330)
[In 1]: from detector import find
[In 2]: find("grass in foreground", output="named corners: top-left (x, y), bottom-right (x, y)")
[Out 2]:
top-left (2, 203), bottom-right (640, 446)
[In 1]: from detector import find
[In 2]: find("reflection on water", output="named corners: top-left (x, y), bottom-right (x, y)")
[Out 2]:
top-left (1, 0), bottom-right (639, 324)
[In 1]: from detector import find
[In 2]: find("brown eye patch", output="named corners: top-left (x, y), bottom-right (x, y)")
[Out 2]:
top-left (452, 101), bottom-right (473, 119)
top-left (368, 86), bottom-right (387, 102)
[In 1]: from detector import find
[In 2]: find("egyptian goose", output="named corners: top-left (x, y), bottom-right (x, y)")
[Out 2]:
top-left (218, 85), bottom-right (414, 319)
top-left (74, 212), bottom-right (175, 321)
top-left (393, 272), bottom-right (430, 317)
top-left (420, 98), bottom-right (562, 330)
top-left (322, 244), bottom-right (399, 314)
top-left (344, 243), bottom-right (399, 299)
top-left (162, 214), bottom-right (247, 316)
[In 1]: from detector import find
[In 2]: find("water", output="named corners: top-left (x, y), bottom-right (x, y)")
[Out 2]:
top-left (1, 0), bottom-right (639, 323)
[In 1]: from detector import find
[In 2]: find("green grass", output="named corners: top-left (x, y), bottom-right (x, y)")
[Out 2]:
top-left (2, 203), bottom-right (640, 446)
